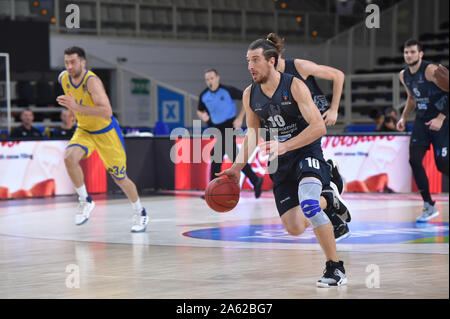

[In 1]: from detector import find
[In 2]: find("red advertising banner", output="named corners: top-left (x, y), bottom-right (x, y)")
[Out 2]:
top-left (175, 136), bottom-right (443, 194)
top-left (0, 140), bottom-right (106, 199)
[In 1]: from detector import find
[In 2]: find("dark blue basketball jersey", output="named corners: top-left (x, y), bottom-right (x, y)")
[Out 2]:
top-left (403, 60), bottom-right (448, 121)
top-left (284, 58), bottom-right (330, 113)
top-left (249, 72), bottom-right (321, 153)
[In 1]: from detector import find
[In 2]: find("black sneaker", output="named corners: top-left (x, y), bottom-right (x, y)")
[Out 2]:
top-left (254, 177), bottom-right (263, 199)
top-left (317, 260), bottom-right (347, 287)
top-left (327, 159), bottom-right (344, 195)
top-left (322, 183), bottom-right (351, 223)
top-left (334, 223), bottom-right (350, 242)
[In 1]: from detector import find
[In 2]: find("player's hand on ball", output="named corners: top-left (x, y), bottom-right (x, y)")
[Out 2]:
top-left (56, 92), bottom-right (77, 110)
top-left (322, 108), bottom-right (338, 126)
top-left (216, 167), bottom-right (240, 184)
top-left (259, 140), bottom-right (287, 161)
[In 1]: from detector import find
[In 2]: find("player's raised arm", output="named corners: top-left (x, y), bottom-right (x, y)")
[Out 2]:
top-left (295, 59), bottom-right (345, 126)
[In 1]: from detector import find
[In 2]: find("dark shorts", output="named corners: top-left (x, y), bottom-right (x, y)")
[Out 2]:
top-left (410, 117), bottom-right (449, 156)
top-left (270, 146), bottom-right (330, 217)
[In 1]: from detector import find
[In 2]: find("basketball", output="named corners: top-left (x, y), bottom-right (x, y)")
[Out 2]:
top-left (204, 176), bottom-right (240, 212)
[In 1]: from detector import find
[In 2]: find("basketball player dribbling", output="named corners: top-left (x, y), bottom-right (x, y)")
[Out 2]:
top-left (56, 47), bottom-right (149, 232)
top-left (218, 39), bottom-right (347, 287)
top-left (264, 32), bottom-right (351, 241)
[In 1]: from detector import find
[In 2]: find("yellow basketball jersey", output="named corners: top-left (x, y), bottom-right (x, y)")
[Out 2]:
top-left (58, 69), bottom-right (111, 131)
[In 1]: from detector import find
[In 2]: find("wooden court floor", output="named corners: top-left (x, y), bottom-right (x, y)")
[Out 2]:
top-left (0, 192), bottom-right (448, 299)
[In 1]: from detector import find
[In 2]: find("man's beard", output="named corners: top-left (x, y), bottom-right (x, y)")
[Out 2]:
top-left (255, 74), bottom-right (269, 84)
top-left (407, 59), bottom-right (420, 67)
top-left (72, 68), bottom-right (83, 78)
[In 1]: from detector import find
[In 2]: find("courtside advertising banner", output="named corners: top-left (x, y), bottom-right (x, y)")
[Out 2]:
top-left (0, 140), bottom-right (75, 199)
top-left (175, 135), bottom-right (414, 193)
top-left (321, 135), bottom-right (412, 193)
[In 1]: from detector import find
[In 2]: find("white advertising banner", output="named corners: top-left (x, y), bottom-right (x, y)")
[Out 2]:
top-left (321, 135), bottom-right (412, 193)
top-left (0, 140), bottom-right (75, 199)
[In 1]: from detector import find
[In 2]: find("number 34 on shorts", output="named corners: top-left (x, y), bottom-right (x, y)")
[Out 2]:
top-left (108, 165), bottom-right (126, 179)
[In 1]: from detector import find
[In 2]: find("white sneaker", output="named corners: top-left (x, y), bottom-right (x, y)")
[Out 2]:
top-left (75, 199), bottom-right (95, 225)
top-left (131, 208), bottom-right (149, 233)
top-left (416, 203), bottom-right (439, 222)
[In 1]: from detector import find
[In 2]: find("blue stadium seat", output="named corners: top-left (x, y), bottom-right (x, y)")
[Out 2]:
top-left (34, 125), bottom-right (50, 138)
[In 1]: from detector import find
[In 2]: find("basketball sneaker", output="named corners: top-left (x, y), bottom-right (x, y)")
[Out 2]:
top-left (75, 196), bottom-right (95, 225)
top-left (334, 223), bottom-right (350, 242)
top-left (131, 208), bottom-right (149, 233)
top-left (327, 159), bottom-right (345, 195)
top-left (317, 260), bottom-right (347, 288)
top-left (416, 202), bottom-right (439, 222)
top-left (322, 182), bottom-right (351, 223)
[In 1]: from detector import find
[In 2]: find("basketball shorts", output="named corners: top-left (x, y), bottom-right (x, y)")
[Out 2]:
top-left (270, 147), bottom-right (331, 217)
top-left (67, 117), bottom-right (127, 180)
top-left (410, 117), bottom-right (449, 154)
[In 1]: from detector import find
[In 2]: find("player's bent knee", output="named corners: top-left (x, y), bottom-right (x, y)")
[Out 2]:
top-left (298, 179), bottom-right (330, 229)
top-left (285, 224), bottom-right (306, 236)
top-left (64, 152), bottom-right (79, 167)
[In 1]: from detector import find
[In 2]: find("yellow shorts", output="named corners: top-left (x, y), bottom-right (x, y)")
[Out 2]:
top-left (67, 117), bottom-right (127, 180)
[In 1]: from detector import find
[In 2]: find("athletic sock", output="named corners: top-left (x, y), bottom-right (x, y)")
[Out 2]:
top-left (75, 185), bottom-right (89, 202)
top-left (131, 198), bottom-right (144, 215)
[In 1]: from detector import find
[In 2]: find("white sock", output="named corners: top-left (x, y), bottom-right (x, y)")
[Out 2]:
top-left (75, 185), bottom-right (88, 202)
top-left (131, 198), bottom-right (143, 212)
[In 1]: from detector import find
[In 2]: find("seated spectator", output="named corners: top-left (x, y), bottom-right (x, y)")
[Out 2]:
top-left (376, 107), bottom-right (400, 132)
top-left (51, 109), bottom-right (76, 138)
top-left (10, 109), bottom-right (43, 138)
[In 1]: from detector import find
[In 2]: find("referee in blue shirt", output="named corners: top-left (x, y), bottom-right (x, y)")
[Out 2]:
top-left (198, 69), bottom-right (263, 198)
